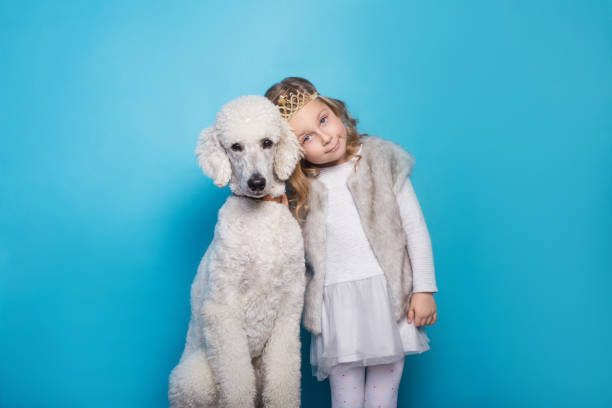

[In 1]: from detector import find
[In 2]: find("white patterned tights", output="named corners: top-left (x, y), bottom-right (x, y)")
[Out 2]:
top-left (328, 358), bottom-right (405, 408)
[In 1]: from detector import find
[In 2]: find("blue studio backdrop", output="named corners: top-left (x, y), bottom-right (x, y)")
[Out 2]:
top-left (1, 1), bottom-right (611, 407)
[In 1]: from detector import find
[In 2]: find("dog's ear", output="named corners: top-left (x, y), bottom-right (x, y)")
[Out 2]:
top-left (274, 120), bottom-right (303, 181)
top-left (195, 126), bottom-right (231, 188)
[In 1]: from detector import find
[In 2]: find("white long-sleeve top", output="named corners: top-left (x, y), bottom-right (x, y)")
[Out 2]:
top-left (317, 144), bottom-right (438, 293)
top-left (396, 175), bottom-right (438, 293)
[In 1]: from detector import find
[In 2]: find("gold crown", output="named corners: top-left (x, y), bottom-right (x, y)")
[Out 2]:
top-left (276, 89), bottom-right (319, 121)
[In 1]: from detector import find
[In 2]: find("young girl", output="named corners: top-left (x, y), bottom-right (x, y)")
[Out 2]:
top-left (265, 77), bottom-right (438, 408)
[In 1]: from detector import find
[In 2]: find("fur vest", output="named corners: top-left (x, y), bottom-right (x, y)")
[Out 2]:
top-left (301, 135), bottom-right (416, 335)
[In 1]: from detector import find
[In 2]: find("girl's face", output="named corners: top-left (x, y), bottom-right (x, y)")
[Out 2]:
top-left (288, 98), bottom-right (350, 168)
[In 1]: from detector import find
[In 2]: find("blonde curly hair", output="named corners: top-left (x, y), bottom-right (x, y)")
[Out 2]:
top-left (264, 77), bottom-right (367, 223)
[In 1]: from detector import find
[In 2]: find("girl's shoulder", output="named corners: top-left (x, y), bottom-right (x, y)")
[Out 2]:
top-left (360, 135), bottom-right (415, 176)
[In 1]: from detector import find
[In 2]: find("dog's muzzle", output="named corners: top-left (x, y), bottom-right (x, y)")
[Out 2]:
top-left (247, 173), bottom-right (266, 192)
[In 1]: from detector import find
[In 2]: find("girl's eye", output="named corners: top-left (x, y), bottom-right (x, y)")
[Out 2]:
top-left (302, 134), bottom-right (312, 144)
top-left (320, 116), bottom-right (327, 125)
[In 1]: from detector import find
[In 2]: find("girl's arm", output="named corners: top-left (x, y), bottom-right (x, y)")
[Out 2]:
top-left (396, 177), bottom-right (438, 294)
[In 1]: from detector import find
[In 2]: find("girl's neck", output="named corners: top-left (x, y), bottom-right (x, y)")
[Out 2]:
top-left (311, 152), bottom-right (354, 169)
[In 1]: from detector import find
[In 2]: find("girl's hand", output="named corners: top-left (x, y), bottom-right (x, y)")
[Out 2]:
top-left (407, 292), bottom-right (437, 327)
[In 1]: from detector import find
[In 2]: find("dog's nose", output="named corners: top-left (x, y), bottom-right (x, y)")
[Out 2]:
top-left (247, 173), bottom-right (266, 192)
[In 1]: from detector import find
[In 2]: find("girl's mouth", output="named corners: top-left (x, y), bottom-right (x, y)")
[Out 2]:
top-left (328, 138), bottom-right (340, 153)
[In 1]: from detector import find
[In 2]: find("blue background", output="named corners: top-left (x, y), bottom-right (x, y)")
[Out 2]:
top-left (1, 1), bottom-right (611, 407)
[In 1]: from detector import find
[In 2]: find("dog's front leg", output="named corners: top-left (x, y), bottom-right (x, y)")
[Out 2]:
top-left (260, 280), bottom-right (305, 408)
top-left (203, 298), bottom-right (256, 408)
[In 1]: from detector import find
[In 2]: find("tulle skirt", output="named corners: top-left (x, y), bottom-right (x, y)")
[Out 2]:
top-left (310, 273), bottom-right (430, 381)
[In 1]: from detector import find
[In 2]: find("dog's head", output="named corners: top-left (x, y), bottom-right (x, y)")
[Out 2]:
top-left (195, 95), bottom-right (303, 198)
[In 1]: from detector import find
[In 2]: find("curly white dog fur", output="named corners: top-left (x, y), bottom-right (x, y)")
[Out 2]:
top-left (168, 95), bottom-right (306, 408)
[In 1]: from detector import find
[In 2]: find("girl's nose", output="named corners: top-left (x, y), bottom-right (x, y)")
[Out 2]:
top-left (319, 132), bottom-right (332, 145)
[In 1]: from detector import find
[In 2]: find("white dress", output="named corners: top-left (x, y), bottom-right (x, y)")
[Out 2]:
top-left (309, 144), bottom-right (439, 381)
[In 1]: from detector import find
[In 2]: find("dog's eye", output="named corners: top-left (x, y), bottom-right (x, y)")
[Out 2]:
top-left (231, 143), bottom-right (242, 152)
top-left (262, 139), bottom-right (273, 149)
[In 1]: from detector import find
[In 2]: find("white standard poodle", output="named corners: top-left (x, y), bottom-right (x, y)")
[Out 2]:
top-left (168, 95), bottom-right (306, 408)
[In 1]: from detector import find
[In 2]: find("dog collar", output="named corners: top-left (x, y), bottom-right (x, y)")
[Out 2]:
top-left (233, 193), bottom-right (287, 205)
